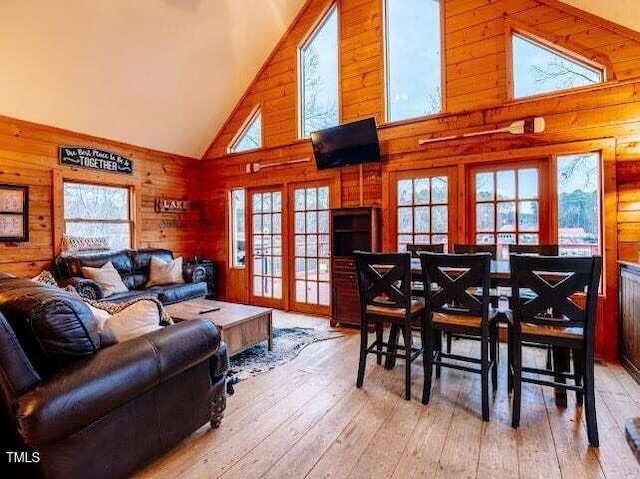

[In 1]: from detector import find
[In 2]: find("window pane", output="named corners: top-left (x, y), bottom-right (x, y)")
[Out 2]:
top-left (476, 204), bottom-right (494, 232)
top-left (386, 0), bottom-right (441, 121)
top-left (414, 178), bottom-right (429, 205)
top-left (414, 206), bottom-right (429, 233)
top-left (65, 222), bottom-right (130, 251)
top-left (518, 200), bottom-right (538, 231)
top-left (398, 179), bottom-right (412, 206)
top-left (231, 189), bottom-right (246, 267)
top-left (497, 202), bottom-right (516, 232)
top-left (557, 153), bottom-right (601, 256)
top-left (300, 5), bottom-right (338, 137)
top-left (432, 205), bottom-right (448, 233)
top-left (476, 172), bottom-right (494, 201)
top-left (230, 109), bottom-right (261, 153)
top-left (63, 183), bottom-right (128, 220)
top-left (518, 168), bottom-right (538, 199)
top-left (496, 170), bottom-right (516, 200)
top-left (398, 207), bottom-right (413, 233)
top-left (512, 33), bottom-right (603, 99)
top-left (431, 176), bottom-right (447, 204)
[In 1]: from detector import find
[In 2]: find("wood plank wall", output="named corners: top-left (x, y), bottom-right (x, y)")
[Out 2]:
top-left (197, 0), bottom-right (640, 360)
top-left (0, 115), bottom-right (200, 278)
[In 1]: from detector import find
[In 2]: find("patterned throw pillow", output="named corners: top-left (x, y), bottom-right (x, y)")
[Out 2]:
top-left (61, 235), bottom-right (110, 254)
top-left (83, 296), bottom-right (174, 326)
top-left (31, 270), bottom-right (59, 287)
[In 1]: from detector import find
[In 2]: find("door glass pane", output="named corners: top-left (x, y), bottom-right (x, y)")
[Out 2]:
top-left (497, 170), bottom-right (516, 200)
top-left (293, 185), bottom-right (331, 307)
top-left (251, 191), bottom-right (282, 299)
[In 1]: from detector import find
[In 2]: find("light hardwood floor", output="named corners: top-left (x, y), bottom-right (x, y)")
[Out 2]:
top-left (137, 311), bottom-right (640, 479)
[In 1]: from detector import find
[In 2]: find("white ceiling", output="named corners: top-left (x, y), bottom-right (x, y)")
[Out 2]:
top-left (0, 0), bottom-right (305, 158)
top-left (0, 1), bottom-right (637, 158)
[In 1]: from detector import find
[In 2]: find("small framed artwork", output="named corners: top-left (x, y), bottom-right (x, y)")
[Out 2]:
top-left (0, 184), bottom-right (29, 242)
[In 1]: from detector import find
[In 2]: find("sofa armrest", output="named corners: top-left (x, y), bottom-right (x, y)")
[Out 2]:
top-left (59, 277), bottom-right (104, 300)
top-left (16, 320), bottom-right (220, 445)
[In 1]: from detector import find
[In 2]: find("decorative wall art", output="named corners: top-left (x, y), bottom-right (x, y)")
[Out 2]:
top-left (0, 184), bottom-right (29, 241)
top-left (59, 146), bottom-right (134, 175)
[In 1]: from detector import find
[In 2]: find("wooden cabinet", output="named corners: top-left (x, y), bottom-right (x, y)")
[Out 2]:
top-left (620, 261), bottom-right (640, 383)
top-left (330, 207), bottom-right (381, 327)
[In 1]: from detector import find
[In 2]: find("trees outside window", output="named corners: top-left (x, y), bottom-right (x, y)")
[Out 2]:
top-left (299, 4), bottom-right (339, 138)
top-left (63, 182), bottom-right (131, 250)
top-left (512, 33), bottom-right (603, 98)
top-left (229, 108), bottom-right (261, 153)
top-left (385, 0), bottom-right (442, 122)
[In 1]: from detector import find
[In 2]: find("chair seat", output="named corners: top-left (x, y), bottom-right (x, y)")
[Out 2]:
top-left (366, 298), bottom-right (425, 318)
top-left (433, 311), bottom-right (482, 328)
top-left (521, 322), bottom-right (583, 340)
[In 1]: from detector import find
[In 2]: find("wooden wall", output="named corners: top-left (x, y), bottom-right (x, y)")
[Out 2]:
top-left (0, 115), bottom-right (200, 278)
top-left (197, 0), bottom-right (640, 361)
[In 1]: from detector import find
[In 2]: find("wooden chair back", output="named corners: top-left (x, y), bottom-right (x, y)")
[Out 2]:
top-left (509, 254), bottom-right (602, 333)
top-left (509, 244), bottom-right (559, 256)
top-left (407, 243), bottom-right (445, 258)
top-left (418, 252), bottom-right (491, 318)
top-left (354, 252), bottom-right (412, 316)
top-left (453, 244), bottom-right (497, 258)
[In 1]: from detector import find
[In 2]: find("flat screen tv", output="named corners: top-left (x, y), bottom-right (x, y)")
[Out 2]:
top-left (311, 118), bottom-right (380, 170)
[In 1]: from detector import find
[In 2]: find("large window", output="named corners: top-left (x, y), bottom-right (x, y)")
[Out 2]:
top-left (473, 167), bottom-right (540, 259)
top-left (294, 185), bottom-right (331, 307)
top-left (299, 3), bottom-right (339, 138)
top-left (385, 0), bottom-right (441, 122)
top-left (397, 175), bottom-right (448, 251)
top-left (229, 108), bottom-right (261, 153)
top-left (557, 152), bottom-right (601, 256)
top-left (63, 182), bottom-right (131, 250)
top-left (512, 33), bottom-right (603, 99)
top-left (230, 189), bottom-right (246, 267)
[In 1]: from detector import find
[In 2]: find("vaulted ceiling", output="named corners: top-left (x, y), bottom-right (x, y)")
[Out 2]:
top-left (0, 0), bottom-right (637, 158)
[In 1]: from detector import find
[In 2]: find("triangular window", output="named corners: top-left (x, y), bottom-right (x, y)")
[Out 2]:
top-left (512, 33), bottom-right (603, 98)
top-left (229, 108), bottom-right (261, 153)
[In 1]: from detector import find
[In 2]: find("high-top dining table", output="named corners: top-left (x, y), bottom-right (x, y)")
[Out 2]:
top-left (386, 256), bottom-right (571, 406)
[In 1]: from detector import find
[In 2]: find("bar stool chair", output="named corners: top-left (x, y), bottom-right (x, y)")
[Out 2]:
top-left (407, 244), bottom-right (444, 296)
top-left (354, 252), bottom-right (427, 401)
top-left (508, 254), bottom-right (602, 446)
top-left (419, 252), bottom-right (498, 421)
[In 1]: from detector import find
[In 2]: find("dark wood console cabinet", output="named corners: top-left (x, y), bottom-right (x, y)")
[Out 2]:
top-left (330, 206), bottom-right (381, 327)
top-left (620, 261), bottom-right (640, 383)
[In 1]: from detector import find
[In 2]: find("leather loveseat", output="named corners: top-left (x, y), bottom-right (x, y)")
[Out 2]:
top-left (54, 248), bottom-right (207, 304)
top-left (0, 274), bottom-right (229, 478)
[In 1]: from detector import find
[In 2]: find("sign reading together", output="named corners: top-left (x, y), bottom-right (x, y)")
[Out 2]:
top-left (59, 146), bottom-right (133, 175)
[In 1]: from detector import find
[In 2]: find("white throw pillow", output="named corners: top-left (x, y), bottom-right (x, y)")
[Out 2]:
top-left (81, 262), bottom-right (128, 297)
top-left (147, 256), bottom-right (185, 287)
top-left (85, 303), bottom-right (112, 332)
top-left (103, 300), bottom-right (162, 343)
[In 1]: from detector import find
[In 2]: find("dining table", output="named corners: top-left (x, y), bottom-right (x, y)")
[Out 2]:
top-left (385, 256), bottom-right (571, 407)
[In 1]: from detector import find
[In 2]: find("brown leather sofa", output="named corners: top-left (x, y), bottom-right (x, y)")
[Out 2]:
top-left (0, 274), bottom-right (229, 478)
top-left (54, 248), bottom-right (207, 304)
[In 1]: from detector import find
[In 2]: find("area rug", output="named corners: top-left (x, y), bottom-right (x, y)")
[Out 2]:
top-left (228, 327), bottom-right (344, 382)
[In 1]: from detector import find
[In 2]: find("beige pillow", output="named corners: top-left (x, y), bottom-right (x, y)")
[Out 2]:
top-left (81, 262), bottom-right (128, 297)
top-left (147, 256), bottom-right (185, 287)
top-left (103, 300), bottom-right (163, 343)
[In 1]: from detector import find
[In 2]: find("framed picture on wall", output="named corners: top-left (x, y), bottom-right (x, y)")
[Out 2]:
top-left (0, 184), bottom-right (29, 242)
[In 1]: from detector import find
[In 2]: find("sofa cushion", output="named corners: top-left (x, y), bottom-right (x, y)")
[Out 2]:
top-left (81, 262), bottom-right (128, 297)
top-left (131, 249), bottom-right (174, 289)
top-left (0, 278), bottom-right (99, 375)
top-left (147, 256), bottom-right (185, 287)
top-left (103, 300), bottom-right (163, 343)
top-left (66, 250), bottom-right (136, 290)
top-left (157, 282), bottom-right (207, 305)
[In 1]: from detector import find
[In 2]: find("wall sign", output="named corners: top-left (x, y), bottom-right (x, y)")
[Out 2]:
top-left (0, 184), bottom-right (29, 242)
top-left (155, 198), bottom-right (190, 213)
top-left (59, 146), bottom-right (133, 175)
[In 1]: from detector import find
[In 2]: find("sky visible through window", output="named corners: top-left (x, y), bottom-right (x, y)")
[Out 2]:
top-left (386, 0), bottom-right (441, 122)
top-left (300, 5), bottom-right (338, 138)
top-left (512, 34), bottom-right (603, 98)
top-left (230, 109), bottom-right (261, 153)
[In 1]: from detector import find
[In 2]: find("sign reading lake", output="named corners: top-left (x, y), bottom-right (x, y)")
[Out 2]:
top-left (59, 146), bottom-right (133, 175)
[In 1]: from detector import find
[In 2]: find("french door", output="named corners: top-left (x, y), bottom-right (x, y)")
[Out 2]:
top-left (290, 184), bottom-right (331, 315)
top-left (249, 189), bottom-right (284, 308)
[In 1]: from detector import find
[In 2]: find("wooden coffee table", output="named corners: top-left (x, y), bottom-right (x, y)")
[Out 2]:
top-left (164, 298), bottom-right (273, 356)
